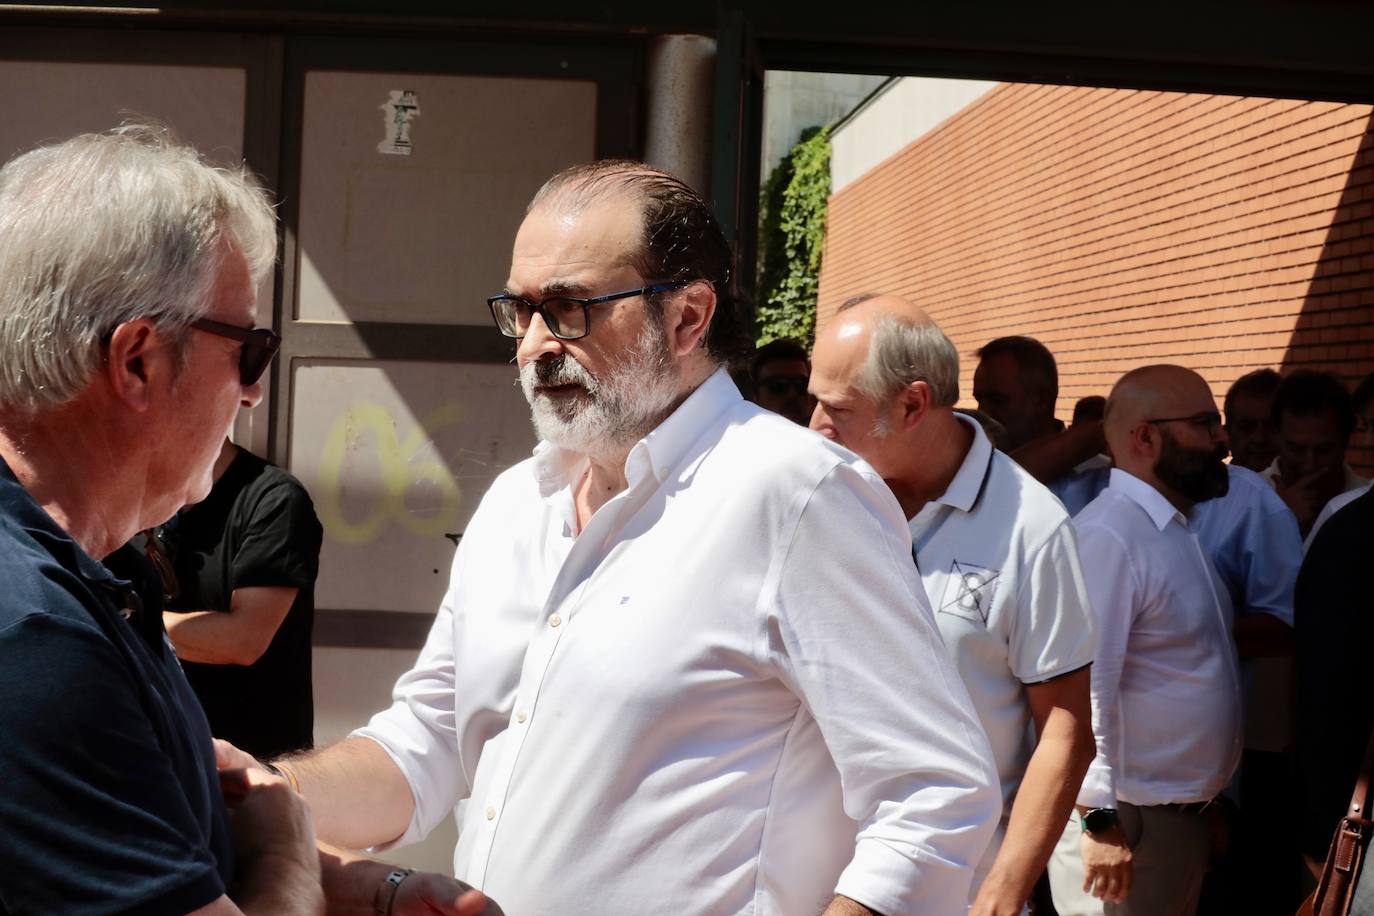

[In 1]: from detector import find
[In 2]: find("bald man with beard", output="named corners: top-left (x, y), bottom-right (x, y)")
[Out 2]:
top-left (1060, 365), bottom-right (1242, 916)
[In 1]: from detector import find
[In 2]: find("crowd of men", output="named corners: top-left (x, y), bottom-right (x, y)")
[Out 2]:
top-left (0, 124), bottom-right (1371, 916)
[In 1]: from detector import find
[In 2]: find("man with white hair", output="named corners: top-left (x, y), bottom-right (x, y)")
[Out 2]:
top-left (249, 160), bottom-right (1000, 915)
top-left (0, 126), bottom-right (489, 916)
top-left (809, 295), bottom-right (1097, 916)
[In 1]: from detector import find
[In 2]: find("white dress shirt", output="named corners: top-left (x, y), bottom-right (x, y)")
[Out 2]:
top-left (911, 414), bottom-right (1096, 892)
top-left (356, 369), bottom-right (1000, 916)
top-left (1074, 470), bottom-right (1242, 809)
top-left (1304, 479), bottom-right (1373, 551)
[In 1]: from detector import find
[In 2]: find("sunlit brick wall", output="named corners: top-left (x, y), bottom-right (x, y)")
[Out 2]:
top-left (817, 83), bottom-right (1374, 469)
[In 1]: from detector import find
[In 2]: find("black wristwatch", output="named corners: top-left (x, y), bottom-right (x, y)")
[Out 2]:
top-left (1081, 807), bottom-right (1119, 835)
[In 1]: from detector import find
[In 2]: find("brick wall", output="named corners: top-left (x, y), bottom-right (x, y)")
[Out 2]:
top-left (817, 83), bottom-right (1374, 471)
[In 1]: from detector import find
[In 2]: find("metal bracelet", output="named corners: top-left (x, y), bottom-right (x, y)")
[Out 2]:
top-left (375, 867), bottom-right (416, 916)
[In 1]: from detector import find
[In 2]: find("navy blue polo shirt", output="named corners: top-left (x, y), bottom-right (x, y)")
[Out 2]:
top-left (0, 456), bottom-right (232, 914)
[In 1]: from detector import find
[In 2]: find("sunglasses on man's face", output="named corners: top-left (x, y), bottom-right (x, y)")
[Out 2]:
top-left (189, 318), bottom-right (282, 386)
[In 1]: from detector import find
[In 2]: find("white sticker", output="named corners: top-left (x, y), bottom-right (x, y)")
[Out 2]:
top-left (378, 90), bottom-right (421, 156)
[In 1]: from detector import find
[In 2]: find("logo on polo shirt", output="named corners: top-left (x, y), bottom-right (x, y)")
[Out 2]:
top-left (939, 560), bottom-right (1000, 625)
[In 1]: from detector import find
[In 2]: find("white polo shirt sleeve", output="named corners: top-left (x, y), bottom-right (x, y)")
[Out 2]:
top-left (766, 461), bottom-right (1001, 915)
top-left (1010, 521), bottom-right (1096, 684)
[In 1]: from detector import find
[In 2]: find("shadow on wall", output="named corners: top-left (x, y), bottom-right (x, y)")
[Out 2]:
top-left (1286, 110), bottom-right (1374, 474)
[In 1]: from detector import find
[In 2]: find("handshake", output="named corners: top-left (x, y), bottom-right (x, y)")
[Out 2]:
top-left (216, 739), bottom-right (504, 916)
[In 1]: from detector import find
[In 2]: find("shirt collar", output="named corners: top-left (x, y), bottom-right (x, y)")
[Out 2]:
top-left (1107, 467), bottom-right (1187, 531)
top-left (932, 412), bottom-right (994, 513)
top-left (530, 367), bottom-right (742, 497)
top-left (0, 452), bottom-right (120, 587)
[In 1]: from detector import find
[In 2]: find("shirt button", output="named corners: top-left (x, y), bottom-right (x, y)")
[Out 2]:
top-left (549, 613), bottom-right (562, 628)
top-left (515, 710), bottom-right (528, 724)
top-left (485, 806), bottom-right (496, 820)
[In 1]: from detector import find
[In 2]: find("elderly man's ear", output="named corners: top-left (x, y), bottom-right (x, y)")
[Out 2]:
top-left (897, 380), bottom-right (934, 431)
top-left (663, 280), bottom-right (717, 357)
top-left (104, 318), bottom-right (172, 411)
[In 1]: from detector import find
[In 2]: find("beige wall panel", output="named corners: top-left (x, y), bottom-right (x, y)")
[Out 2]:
top-left (288, 358), bottom-right (535, 614)
top-left (0, 60), bottom-right (272, 455)
top-left (313, 646), bottom-right (459, 873)
top-left (0, 61), bottom-right (245, 165)
top-left (297, 71), bottom-right (597, 326)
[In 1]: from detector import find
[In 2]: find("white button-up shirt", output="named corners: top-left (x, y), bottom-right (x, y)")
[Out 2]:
top-left (356, 369), bottom-right (1000, 916)
top-left (1074, 470), bottom-right (1242, 809)
top-left (911, 414), bottom-right (1096, 892)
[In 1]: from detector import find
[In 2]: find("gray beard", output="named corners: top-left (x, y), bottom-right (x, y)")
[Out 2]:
top-left (519, 321), bottom-right (682, 463)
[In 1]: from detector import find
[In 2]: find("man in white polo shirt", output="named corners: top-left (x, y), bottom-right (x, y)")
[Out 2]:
top-left (1072, 365), bottom-right (1242, 915)
top-left (810, 295), bottom-right (1097, 916)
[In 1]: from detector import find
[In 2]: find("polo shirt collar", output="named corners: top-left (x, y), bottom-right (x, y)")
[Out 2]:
top-left (932, 411), bottom-right (994, 513)
top-left (531, 367), bottom-right (742, 497)
top-left (1108, 467), bottom-right (1186, 531)
top-left (0, 453), bottom-right (120, 588)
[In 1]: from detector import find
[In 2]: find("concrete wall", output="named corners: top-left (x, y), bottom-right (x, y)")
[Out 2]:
top-left (830, 76), bottom-right (997, 192)
top-left (760, 70), bottom-right (885, 183)
top-left (817, 83), bottom-right (1374, 471)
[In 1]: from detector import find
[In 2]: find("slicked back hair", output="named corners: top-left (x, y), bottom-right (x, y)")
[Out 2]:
top-left (528, 160), bottom-right (747, 363)
top-left (0, 123), bottom-right (277, 411)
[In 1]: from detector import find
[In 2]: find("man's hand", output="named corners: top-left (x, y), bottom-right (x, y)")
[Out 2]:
top-left (969, 880), bottom-right (1031, 916)
top-left (214, 737), bottom-right (264, 773)
top-left (221, 767), bottom-right (316, 866)
top-left (393, 871), bottom-right (504, 916)
top-left (1274, 468), bottom-right (1329, 533)
top-left (220, 766), bottom-right (324, 915)
top-left (1081, 825), bottom-right (1133, 903)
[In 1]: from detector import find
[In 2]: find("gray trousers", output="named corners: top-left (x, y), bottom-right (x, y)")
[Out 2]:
top-left (1104, 802), bottom-right (1211, 916)
top-left (1049, 803), bottom-right (1212, 916)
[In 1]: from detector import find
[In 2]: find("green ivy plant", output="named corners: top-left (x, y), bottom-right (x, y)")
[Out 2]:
top-left (756, 124), bottom-right (830, 349)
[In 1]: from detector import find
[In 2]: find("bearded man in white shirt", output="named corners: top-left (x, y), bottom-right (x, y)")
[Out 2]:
top-left (233, 161), bottom-right (1000, 915)
top-left (1069, 365), bottom-right (1242, 916)
top-left (809, 296), bottom-right (1097, 916)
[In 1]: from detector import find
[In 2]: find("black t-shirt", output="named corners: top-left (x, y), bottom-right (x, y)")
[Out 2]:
top-left (0, 458), bottom-right (232, 915)
top-left (168, 448), bottom-right (323, 759)
top-left (1295, 485), bottom-right (1374, 860)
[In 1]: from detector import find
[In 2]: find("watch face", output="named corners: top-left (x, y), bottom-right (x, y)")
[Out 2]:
top-left (1084, 808), bottom-right (1119, 833)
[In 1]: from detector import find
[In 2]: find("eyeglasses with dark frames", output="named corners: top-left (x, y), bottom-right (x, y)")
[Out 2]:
top-left (487, 281), bottom-right (689, 341)
top-left (189, 318), bottom-right (282, 386)
top-left (1145, 411), bottom-right (1223, 435)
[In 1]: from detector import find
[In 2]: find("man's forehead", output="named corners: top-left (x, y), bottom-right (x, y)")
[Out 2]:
top-left (1279, 408), bottom-right (1342, 436)
top-left (1229, 392), bottom-right (1272, 415)
top-left (506, 198), bottom-right (642, 294)
top-left (973, 352), bottom-right (1018, 382)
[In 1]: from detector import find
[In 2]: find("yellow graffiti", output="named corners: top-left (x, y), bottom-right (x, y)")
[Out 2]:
top-left (317, 401), bottom-right (463, 545)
